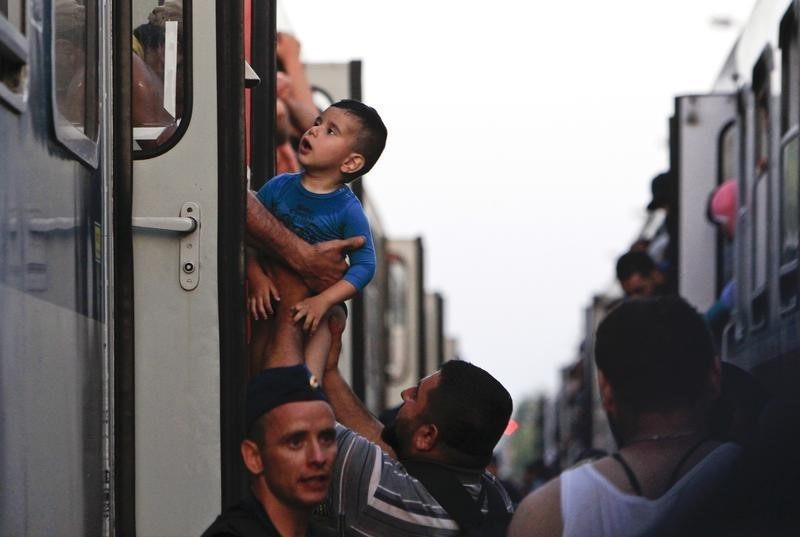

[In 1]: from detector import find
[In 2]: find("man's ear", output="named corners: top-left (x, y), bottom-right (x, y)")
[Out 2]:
top-left (340, 153), bottom-right (365, 176)
top-left (241, 439), bottom-right (264, 475)
top-left (412, 423), bottom-right (439, 452)
top-left (597, 370), bottom-right (618, 415)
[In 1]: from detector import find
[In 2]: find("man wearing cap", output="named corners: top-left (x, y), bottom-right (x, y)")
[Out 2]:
top-left (303, 318), bottom-right (515, 536)
top-left (201, 365), bottom-right (335, 537)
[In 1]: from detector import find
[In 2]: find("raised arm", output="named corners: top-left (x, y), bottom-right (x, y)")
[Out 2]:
top-left (322, 315), bottom-right (397, 458)
top-left (276, 33), bottom-right (318, 133)
top-left (245, 192), bottom-right (365, 291)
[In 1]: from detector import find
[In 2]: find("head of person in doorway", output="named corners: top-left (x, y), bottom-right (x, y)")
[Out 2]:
top-left (615, 250), bottom-right (665, 298)
top-left (381, 359), bottom-right (513, 469)
top-left (242, 366), bottom-right (337, 524)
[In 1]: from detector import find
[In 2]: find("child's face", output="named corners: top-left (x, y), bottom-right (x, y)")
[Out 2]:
top-left (298, 107), bottom-right (364, 179)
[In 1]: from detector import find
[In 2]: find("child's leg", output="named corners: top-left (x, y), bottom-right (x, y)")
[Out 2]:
top-left (263, 263), bottom-right (310, 369)
top-left (304, 304), bottom-right (347, 382)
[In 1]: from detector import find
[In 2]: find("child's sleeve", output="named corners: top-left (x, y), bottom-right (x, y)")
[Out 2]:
top-left (341, 202), bottom-right (376, 291)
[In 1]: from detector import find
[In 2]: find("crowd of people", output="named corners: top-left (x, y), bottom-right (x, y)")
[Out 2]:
top-left (193, 24), bottom-right (790, 537)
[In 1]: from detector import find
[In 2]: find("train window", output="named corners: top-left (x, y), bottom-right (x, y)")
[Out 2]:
top-left (720, 122), bottom-right (738, 182)
top-left (52, 0), bottom-right (99, 166)
top-left (781, 139), bottom-right (799, 263)
top-left (754, 85), bottom-right (770, 175)
top-left (780, 5), bottom-right (798, 135)
top-left (0, 0), bottom-right (28, 112)
top-left (131, 0), bottom-right (190, 157)
top-left (751, 52), bottom-right (772, 328)
top-left (779, 6), bottom-right (799, 312)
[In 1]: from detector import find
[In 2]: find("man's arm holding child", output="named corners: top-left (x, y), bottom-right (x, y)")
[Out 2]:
top-left (323, 316), bottom-right (397, 458)
top-left (245, 192), bottom-right (365, 291)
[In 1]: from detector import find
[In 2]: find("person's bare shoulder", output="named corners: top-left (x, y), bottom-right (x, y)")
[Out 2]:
top-left (508, 477), bottom-right (563, 537)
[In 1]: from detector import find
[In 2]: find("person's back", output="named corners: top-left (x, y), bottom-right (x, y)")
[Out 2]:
top-left (560, 442), bottom-right (741, 537)
top-left (509, 297), bottom-right (744, 537)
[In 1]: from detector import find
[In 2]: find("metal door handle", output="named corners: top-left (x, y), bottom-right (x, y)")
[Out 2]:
top-left (132, 202), bottom-right (201, 291)
top-left (132, 216), bottom-right (196, 233)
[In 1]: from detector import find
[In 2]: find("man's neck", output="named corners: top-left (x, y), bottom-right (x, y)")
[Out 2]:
top-left (615, 407), bottom-right (709, 448)
top-left (253, 482), bottom-right (311, 537)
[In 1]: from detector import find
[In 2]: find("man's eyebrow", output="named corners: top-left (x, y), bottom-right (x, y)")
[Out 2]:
top-left (278, 429), bottom-right (308, 442)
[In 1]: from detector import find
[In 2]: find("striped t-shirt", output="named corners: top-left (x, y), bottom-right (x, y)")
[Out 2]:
top-left (315, 424), bottom-right (514, 536)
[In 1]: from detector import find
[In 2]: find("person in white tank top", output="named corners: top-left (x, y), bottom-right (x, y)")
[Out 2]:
top-left (508, 297), bottom-right (743, 537)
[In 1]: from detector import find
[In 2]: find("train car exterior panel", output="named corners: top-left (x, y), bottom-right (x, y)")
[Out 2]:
top-left (1, 0), bottom-right (108, 534)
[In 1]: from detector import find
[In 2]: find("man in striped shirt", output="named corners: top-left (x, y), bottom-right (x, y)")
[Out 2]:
top-left (314, 318), bottom-right (515, 536)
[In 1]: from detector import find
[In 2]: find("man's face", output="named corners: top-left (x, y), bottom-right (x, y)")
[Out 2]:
top-left (257, 400), bottom-right (337, 509)
top-left (621, 272), bottom-right (658, 298)
top-left (381, 372), bottom-right (442, 458)
top-left (297, 107), bottom-right (363, 176)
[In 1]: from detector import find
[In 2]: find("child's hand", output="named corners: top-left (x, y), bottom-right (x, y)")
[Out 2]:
top-left (291, 296), bottom-right (330, 333)
top-left (249, 277), bottom-right (280, 320)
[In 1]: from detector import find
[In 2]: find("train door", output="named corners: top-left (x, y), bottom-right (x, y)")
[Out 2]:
top-left (673, 94), bottom-right (738, 311)
top-left (126, 1), bottom-right (247, 535)
top-left (1, 0), bottom-right (110, 535)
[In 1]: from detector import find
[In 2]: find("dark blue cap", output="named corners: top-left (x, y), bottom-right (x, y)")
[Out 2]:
top-left (245, 365), bottom-right (328, 432)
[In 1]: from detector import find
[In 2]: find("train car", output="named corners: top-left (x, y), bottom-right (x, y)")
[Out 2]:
top-left (667, 0), bottom-right (800, 401)
top-left (1, 0), bottom-right (110, 534)
top-left (549, 0), bottom-right (800, 502)
top-left (2, 1), bottom-right (452, 534)
top-left (1, 1), bottom-right (257, 534)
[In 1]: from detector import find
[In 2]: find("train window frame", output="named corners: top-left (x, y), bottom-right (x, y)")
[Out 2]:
top-left (779, 4), bottom-right (800, 314)
top-left (750, 48), bottom-right (774, 331)
top-left (132, 0), bottom-right (193, 160)
top-left (0, 1), bottom-right (28, 113)
top-left (50, 0), bottom-right (100, 167)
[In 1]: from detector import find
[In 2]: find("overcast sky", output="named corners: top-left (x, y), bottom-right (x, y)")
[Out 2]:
top-left (279, 0), bottom-right (758, 402)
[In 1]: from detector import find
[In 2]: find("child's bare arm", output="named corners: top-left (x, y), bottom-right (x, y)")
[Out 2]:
top-left (246, 254), bottom-right (280, 320)
top-left (291, 280), bottom-right (356, 333)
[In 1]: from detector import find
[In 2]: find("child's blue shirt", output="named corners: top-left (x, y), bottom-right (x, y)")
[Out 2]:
top-left (255, 172), bottom-right (376, 291)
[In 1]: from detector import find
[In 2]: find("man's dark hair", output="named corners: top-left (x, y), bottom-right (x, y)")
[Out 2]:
top-left (615, 250), bottom-right (657, 282)
top-left (422, 360), bottom-right (512, 468)
top-left (330, 99), bottom-right (387, 181)
top-left (594, 296), bottom-right (716, 413)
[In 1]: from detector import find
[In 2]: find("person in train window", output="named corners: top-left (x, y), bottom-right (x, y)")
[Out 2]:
top-left (201, 365), bottom-right (336, 537)
top-left (247, 100), bottom-right (386, 382)
top-left (508, 297), bottom-right (744, 537)
top-left (615, 250), bottom-right (666, 298)
top-left (703, 179), bottom-right (737, 342)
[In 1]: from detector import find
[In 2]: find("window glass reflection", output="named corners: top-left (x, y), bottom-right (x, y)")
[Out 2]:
top-left (54, 0), bottom-right (97, 140)
top-left (132, 0), bottom-right (185, 152)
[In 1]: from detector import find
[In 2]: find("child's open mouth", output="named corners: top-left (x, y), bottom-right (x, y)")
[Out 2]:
top-left (300, 137), bottom-right (312, 153)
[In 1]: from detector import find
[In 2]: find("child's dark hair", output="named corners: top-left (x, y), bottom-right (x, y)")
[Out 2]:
top-left (331, 99), bottom-right (387, 181)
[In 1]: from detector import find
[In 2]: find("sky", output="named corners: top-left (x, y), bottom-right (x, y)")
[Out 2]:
top-left (279, 0), bottom-right (758, 403)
